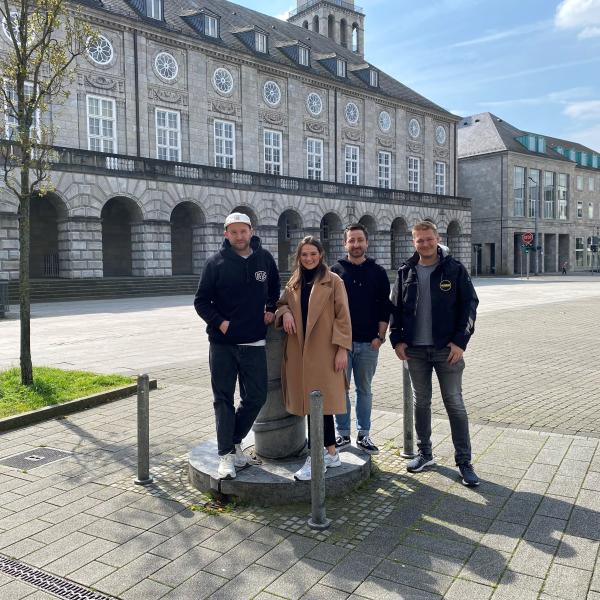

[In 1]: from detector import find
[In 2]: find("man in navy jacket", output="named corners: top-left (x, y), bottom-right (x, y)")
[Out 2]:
top-left (194, 213), bottom-right (280, 479)
top-left (390, 221), bottom-right (480, 486)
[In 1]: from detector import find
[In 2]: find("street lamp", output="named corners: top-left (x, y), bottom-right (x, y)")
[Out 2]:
top-left (527, 176), bottom-right (539, 275)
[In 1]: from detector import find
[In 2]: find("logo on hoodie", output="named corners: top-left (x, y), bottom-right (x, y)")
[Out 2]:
top-left (255, 270), bottom-right (267, 282)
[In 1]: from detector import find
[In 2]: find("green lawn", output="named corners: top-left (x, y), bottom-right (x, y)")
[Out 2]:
top-left (0, 367), bottom-right (135, 419)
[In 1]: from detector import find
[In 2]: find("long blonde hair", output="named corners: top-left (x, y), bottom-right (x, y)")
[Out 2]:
top-left (287, 236), bottom-right (328, 289)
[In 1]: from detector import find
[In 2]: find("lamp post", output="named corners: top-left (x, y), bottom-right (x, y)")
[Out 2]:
top-left (528, 176), bottom-right (539, 275)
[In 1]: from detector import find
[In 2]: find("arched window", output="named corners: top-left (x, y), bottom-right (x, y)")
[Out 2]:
top-left (312, 15), bottom-right (319, 33)
top-left (328, 15), bottom-right (335, 39)
top-left (340, 18), bottom-right (347, 47)
top-left (352, 23), bottom-right (359, 52)
top-left (302, 20), bottom-right (308, 29)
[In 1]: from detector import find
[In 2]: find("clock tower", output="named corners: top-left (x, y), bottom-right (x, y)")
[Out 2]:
top-left (288, 0), bottom-right (365, 58)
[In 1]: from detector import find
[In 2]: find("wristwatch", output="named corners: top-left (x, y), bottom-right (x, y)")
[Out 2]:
top-left (377, 335), bottom-right (386, 343)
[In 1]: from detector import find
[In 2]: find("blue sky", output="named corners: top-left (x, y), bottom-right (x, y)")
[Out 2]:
top-left (241, 0), bottom-right (600, 150)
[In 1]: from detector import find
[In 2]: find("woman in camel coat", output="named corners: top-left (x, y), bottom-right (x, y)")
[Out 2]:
top-left (275, 236), bottom-right (352, 480)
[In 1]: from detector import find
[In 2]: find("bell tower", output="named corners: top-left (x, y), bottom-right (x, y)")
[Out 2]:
top-left (288, 0), bottom-right (365, 58)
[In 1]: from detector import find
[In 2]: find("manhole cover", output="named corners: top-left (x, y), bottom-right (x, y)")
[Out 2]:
top-left (0, 553), bottom-right (111, 599)
top-left (0, 447), bottom-right (72, 470)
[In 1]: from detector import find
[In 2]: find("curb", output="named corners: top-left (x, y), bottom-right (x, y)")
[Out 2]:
top-left (0, 379), bottom-right (158, 433)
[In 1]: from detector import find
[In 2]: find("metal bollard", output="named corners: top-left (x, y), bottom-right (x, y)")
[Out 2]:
top-left (134, 374), bottom-right (154, 486)
top-left (307, 390), bottom-right (331, 531)
top-left (400, 360), bottom-right (417, 459)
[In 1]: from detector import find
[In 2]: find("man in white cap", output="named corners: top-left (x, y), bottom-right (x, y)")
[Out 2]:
top-left (194, 212), bottom-right (280, 479)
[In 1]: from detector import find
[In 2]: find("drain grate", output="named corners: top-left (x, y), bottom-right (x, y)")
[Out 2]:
top-left (0, 447), bottom-right (72, 470)
top-left (0, 554), bottom-right (112, 599)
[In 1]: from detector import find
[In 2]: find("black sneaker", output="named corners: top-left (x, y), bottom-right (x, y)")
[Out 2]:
top-left (357, 435), bottom-right (379, 455)
top-left (335, 435), bottom-right (351, 449)
top-left (458, 462), bottom-right (480, 487)
top-left (406, 453), bottom-right (436, 473)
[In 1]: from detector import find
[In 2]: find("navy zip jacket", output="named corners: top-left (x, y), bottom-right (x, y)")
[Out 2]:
top-left (194, 236), bottom-right (280, 345)
top-left (331, 257), bottom-right (392, 343)
top-left (389, 246), bottom-right (478, 351)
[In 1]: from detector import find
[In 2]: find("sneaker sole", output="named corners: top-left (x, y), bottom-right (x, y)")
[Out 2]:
top-left (461, 478), bottom-right (480, 487)
top-left (406, 459), bottom-right (436, 473)
top-left (325, 461), bottom-right (342, 469)
top-left (217, 472), bottom-right (236, 480)
top-left (335, 440), bottom-right (351, 449)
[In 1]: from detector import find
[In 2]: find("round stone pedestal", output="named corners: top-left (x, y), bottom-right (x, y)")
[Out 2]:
top-left (188, 432), bottom-right (371, 506)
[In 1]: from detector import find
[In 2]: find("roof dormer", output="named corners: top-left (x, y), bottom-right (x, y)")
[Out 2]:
top-left (232, 26), bottom-right (269, 54)
top-left (181, 8), bottom-right (220, 39)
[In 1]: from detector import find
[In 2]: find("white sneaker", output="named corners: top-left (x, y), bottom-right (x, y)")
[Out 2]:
top-left (217, 453), bottom-right (236, 479)
top-left (324, 450), bottom-right (342, 469)
top-left (294, 456), bottom-right (326, 481)
top-left (234, 444), bottom-right (249, 468)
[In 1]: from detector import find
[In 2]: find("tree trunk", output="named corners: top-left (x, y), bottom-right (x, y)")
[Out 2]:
top-left (19, 182), bottom-right (33, 386)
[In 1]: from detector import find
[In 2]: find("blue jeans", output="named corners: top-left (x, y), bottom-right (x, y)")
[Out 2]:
top-left (335, 341), bottom-right (379, 437)
top-left (406, 346), bottom-right (472, 465)
top-left (209, 343), bottom-right (268, 456)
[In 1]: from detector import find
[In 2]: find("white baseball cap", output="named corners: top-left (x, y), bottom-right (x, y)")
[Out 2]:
top-left (224, 212), bottom-right (252, 228)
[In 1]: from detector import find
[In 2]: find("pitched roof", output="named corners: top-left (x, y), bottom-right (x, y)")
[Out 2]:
top-left (458, 112), bottom-right (599, 165)
top-left (76, 0), bottom-right (456, 119)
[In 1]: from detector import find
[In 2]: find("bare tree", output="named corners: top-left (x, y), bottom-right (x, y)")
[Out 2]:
top-left (0, 0), bottom-right (95, 384)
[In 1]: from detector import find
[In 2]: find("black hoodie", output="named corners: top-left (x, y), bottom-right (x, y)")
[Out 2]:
top-left (194, 236), bottom-right (280, 345)
top-left (389, 246), bottom-right (478, 351)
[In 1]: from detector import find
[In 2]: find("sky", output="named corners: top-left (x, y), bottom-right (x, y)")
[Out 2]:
top-left (240, 0), bottom-right (600, 151)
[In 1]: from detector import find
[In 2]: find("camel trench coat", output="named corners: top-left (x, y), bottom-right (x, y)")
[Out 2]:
top-left (275, 270), bottom-right (352, 416)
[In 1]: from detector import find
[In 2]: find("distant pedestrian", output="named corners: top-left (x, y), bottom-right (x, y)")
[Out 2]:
top-left (562, 261), bottom-right (568, 275)
top-left (276, 237), bottom-right (352, 481)
top-left (194, 213), bottom-right (280, 480)
top-left (390, 221), bottom-right (480, 486)
top-left (331, 223), bottom-right (391, 455)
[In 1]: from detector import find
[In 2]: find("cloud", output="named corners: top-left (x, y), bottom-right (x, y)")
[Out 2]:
top-left (451, 21), bottom-right (550, 48)
top-left (275, 6), bottom-right (293, 21)
top-left (567, 124), bottom-right (600, 149)
top-left (564, 100), bottom-right (600, 119)
top-left (555, 0), bottom-right (600, 39)
top-left (480, 87), bottom-right (592, 109)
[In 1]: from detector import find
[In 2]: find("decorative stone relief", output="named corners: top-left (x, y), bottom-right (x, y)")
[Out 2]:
top-left (210, 100), bottom-right (237, 116)
top-left (377, 136), bottom-right (395, 149)
top-left (434, 148), bottom-right (450, 159)
top-left (343, 128), bottom-right (363, 142)
top-left (148, 87), bottom-right (188, 106)
top-left (407, 141), bottom-right (423, 154)
top-left (304, 120), bottom-right (328, 135)
top-left (259, 110), bottom-right (286, 126)
top-left (80, 74), bottom-right (124, 93)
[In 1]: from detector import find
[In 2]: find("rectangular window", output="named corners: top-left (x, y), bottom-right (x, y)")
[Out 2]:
top-left (378, 151), bottom-right (391, 189)
top-left (370, 70), bottom-right (378, 87)
top-left (513, 166), bottom-right (525, 217)
top-left (577, 201), bottom-right (583, 218)
top-left (307, 137), bottom-right (323, 181)
top-left (4, 81), bottom-right (38, 141)
top-left (590, 177), bottom-right (595, 192)
top-left (576, 175), bottom-right (583, 191)
top-left (589, 202), bottom-right (594, 219)
top-left (206, 15), bottom-right (219, 37)
top-left (87, 95), bottom-right (116, 153)
top-left (408, 156), bottom-right (420, 192)
top-left (543, 171), bottom-right (555, 219)
top-left (263, 129), bottom-right (282, 175)
top-left (155, 108), bottom-right (180, 162)
top-left (214, 119), bottom-right (235, 169)
top-left (435, 161), bottom-right (446, 195)
top-left (298, 46), bottom-right (310, 66)
top-left (146, 0), bottom-right (162, 19)
top-left (256, 32), bottom-right (267, 53)
top-left (576, 237), bottom-right (584, 266)
top-left (558, 173), bottom-right (568, 220)
top-left (528, 169), bottom-right (540, 218)
top-left (345, 145), bottom-right (359, 185)
top-left (337, 59), bottom-right (346, 77)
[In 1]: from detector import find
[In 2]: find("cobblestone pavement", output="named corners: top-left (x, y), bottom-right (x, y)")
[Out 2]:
top-left (0, 276), bottom-right (600, 599)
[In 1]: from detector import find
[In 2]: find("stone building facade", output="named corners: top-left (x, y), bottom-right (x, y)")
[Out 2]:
top-left (0, 0), bottom-right (471, 282)
top-left (458, 113), bottom-right (600, 275)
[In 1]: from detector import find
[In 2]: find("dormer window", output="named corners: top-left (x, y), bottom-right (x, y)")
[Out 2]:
top-left (336, 59), bottom-right (347, 78)
top-left (146, 0), bottom-right (162, 20)
top-left (256, 31), bottom-right (267, 53)
top-left (370, 69), bottom-right (379, 87)
top-left (299, 45), bottom-right (310, 66)
top-left (206, 15), bottom-right (219, 37)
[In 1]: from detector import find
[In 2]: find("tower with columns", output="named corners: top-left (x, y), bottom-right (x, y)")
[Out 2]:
top-left (288, 0), bottom-right (365, 57)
